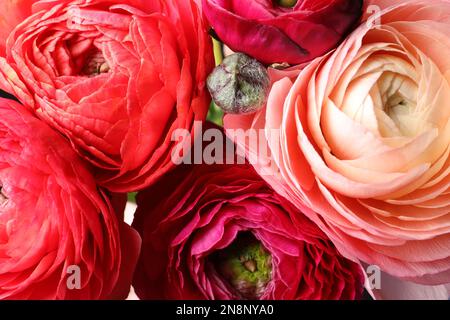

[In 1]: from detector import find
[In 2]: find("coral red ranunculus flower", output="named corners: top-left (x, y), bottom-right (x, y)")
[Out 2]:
top-left (202, 0), bottom-right (363, 65)
top-left (132, 160), bottom-right (364, 300)
top-left (0, 0), bottom-right (214, 192)
top-left (0, 98), bottom-right (140, 300)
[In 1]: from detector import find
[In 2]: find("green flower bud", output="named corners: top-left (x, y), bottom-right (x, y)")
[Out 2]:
top-left (207, 53), bottom-right (270, 115)
top-left (211, 233), bottom-right (272, 299)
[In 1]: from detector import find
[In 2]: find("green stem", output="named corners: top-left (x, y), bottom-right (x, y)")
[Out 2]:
top-left (208, 37), bottom-right (225, 126)
top-left (212, 38), bottom-right (224, 66)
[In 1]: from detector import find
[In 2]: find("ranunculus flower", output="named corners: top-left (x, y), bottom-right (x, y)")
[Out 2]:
top-left (202, 0), bottom-right (363, 65)
top-left (0, 98), bottom-right (140, 299)
top-left (0, 0), bottom-right (214, 192)
top-left (132, 159), bottom-right (364, 300)
top-left (224, 0), bottom-right (450, 285)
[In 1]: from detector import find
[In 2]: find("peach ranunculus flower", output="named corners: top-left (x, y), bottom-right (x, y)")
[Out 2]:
top-left (224, 0), bottom-right (450, 285)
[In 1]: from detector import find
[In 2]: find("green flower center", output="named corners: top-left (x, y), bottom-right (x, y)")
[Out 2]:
top-left (211, 233), bottom-right (272, 299)
top-left (275, 0), bottom-right (298, 8)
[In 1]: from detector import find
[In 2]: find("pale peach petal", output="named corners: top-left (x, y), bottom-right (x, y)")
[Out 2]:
top-left (296, 123), bottom-right (430, 198)
top-left (360, 199), bottom-right (450, 221)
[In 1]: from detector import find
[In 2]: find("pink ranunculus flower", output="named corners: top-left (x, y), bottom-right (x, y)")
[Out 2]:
top-left (0, 98), bottom-right (140, 299)
top-left (225, 0), bottom-right (450, 285)
top-left (0, 0), bottom-right (214, 192)
top-left (202, 0), bottom-right (363, 65)
top-left (132, 158), bottom-right (364, 300)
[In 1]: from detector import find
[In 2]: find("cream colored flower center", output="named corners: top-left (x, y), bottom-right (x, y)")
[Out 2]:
top-left (373, 71), bottom-right (419, 137)
top-left (340, 53), bottom-right (434, 140)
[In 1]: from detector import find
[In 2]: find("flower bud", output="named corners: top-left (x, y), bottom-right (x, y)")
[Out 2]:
top-left (212, 233), bottom-right (272, 299)
top-left (207, 53), bottom-right (270, 114)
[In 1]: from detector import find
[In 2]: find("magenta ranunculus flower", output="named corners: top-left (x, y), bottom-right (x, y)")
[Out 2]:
top-left (0, 0), bottom-right (214, 192)
top-left (132, 160), bottom-right (364, 300)
top-left (0, 98), bottom-right (140, 299)
top-left (202, 0), bottom-right (363, 65)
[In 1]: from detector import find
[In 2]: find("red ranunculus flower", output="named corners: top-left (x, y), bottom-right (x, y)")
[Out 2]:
top-left (0, 0), bottom-right (214, 192)
top-left (202, 0), bottom-right (363, 65)
top-left (132, 159), bottom-right (364, 300)
top-left (0, 98), bottom-right (140, 299)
